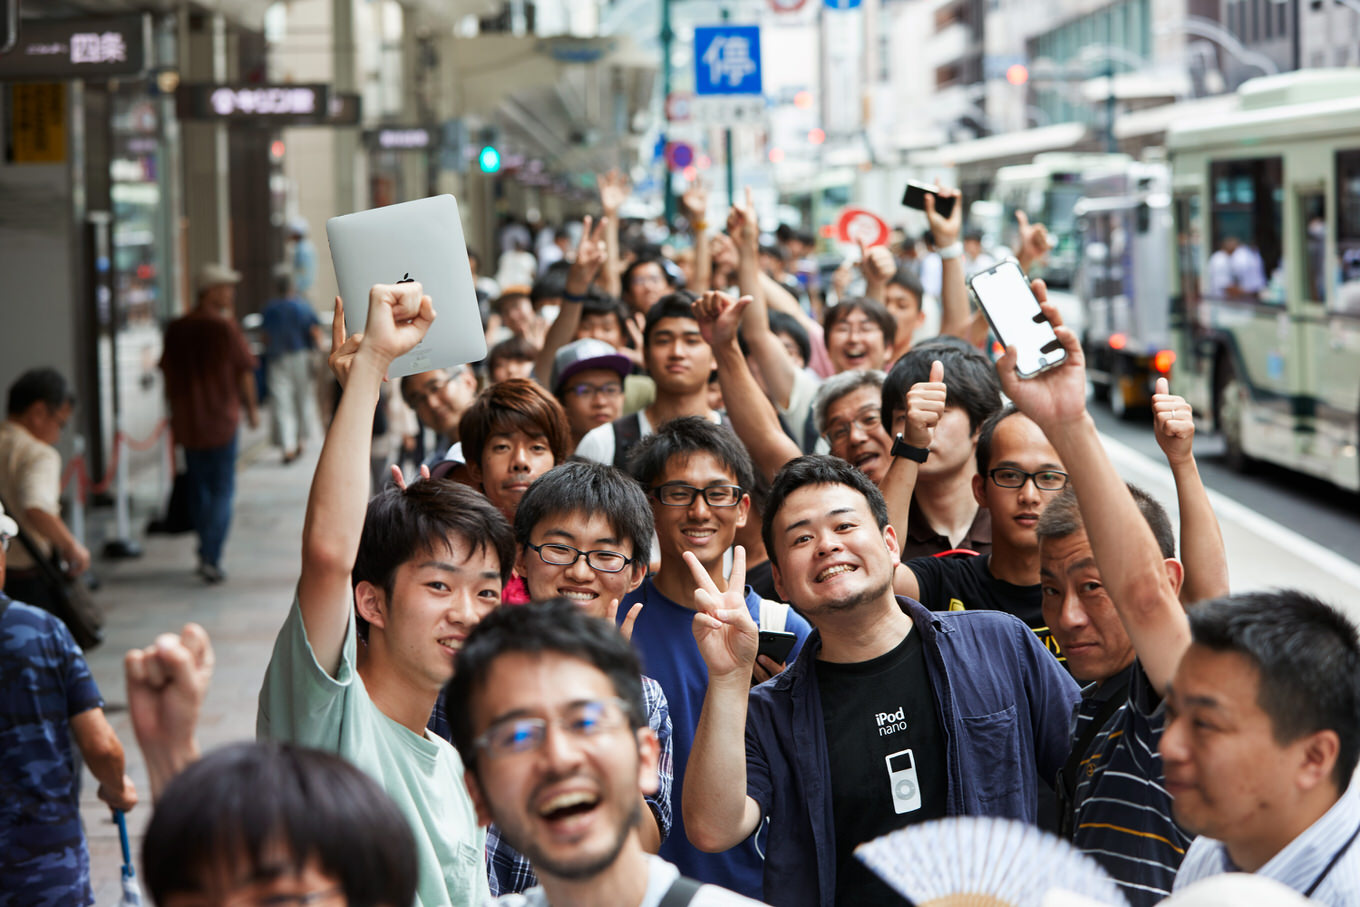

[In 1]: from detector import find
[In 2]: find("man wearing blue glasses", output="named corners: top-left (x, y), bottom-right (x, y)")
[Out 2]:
top-left (446, 600), bottom-right (764, 906)
top-left (621, 416), bottom-right (811, 899)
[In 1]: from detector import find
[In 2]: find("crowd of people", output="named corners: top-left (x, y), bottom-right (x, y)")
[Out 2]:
top-left (2, 174), bottom-right (1359, 907)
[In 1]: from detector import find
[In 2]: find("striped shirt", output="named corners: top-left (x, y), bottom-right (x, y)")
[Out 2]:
top-left (1175, 780), bottom-right (1360, 905)
top-left (1064, 662), bottom-right (1193, 906)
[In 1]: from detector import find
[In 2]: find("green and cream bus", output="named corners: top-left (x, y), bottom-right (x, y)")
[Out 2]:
top-left (1167, 70), bottom-right (1360, 492)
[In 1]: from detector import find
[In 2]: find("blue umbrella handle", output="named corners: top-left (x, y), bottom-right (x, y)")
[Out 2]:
top-left (113, 808), bottom-right (134, 875)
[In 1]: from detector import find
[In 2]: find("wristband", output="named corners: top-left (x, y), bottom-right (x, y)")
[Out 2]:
top-left (891, 433), bottom-right (930, 463)
top-left (563, 292), bottom-right (589, 303)
top-left (692, 220), bottom-right (708, 233)
top-left (937, 242), bottom-right (963, 261)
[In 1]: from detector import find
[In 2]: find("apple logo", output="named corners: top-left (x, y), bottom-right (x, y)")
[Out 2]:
top-left (396, 272), bottom-right (415, 283)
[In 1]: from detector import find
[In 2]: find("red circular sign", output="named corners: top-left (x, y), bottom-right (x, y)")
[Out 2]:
top-left (836, 207), bottom-right (890, 246)
top-left (769, 0), bottom-right (808, 11)
top-left (665, 142), bottom-right (695, 171)
top-left (665, 92), bottom-right (692, 122)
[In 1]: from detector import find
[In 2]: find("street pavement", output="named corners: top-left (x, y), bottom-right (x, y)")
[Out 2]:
top-left (80, 421), bottom-right (317, 904)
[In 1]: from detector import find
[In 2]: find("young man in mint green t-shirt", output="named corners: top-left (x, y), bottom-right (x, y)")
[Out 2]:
top-left (258, 282), bottom-right (515, 907)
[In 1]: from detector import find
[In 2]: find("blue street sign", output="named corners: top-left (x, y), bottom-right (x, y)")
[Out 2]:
top-left (823, 0), bottom-right (862, 9)
top-left (693, 25), bottom-right (762, 96)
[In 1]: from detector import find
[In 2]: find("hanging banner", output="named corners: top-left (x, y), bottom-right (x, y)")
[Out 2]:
top-left (10, 83), bottom-right (67, 164)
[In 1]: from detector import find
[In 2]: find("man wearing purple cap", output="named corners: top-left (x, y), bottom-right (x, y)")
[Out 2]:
top-left (550, 338), bottom-right (633, 452)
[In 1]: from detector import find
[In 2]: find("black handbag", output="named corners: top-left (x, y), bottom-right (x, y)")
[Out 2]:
top-left (0, 493), bottom-right (104, 650)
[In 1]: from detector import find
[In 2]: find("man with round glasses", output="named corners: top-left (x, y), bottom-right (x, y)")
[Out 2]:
top-left (446, 600), bottom-right (764, 906)
top-left (893, 403), bottom-right (1070, 664)
top-left (456, 460), bottom-right (676, 896)
top-left (621, 416), bottom-right (810, 898)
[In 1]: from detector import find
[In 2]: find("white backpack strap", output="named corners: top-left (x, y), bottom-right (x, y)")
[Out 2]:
top-left (759, 599), bottom-right (790, 631)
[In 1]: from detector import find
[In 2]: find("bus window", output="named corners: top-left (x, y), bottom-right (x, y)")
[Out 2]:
top-left (1335, 149), bottom-right (1360, 315)
top-left (1207, 157), bottom-right (1282, 303)
top-left (1298, 190), bottom-right (1326, 304)
top-left (1174, 193), bottom-right (1202, 320)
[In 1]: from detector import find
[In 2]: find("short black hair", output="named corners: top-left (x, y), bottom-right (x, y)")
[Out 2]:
top-left (514, 461), bottom-right (653, 569)
top-left (580, 293), bottom-right (630, 336)
top-left (143, 742), bottom-right (417, 907)
top-left (444, 599), bottom-right (646, 771)
top-left (1036, 483), bottom-right (1175, 559)
top-left (886, 268), bottom-right (924, 305)
top-left (353, 480), bottom-right (515, 637)
top-left (762, 455), bottom-right (889, 569)
top-left (881, 339), bottom-right (1003, 432)
top-left (768, 310), bottom-right (811, 365)
top-left (531, 262), bottom-right (570, 304)
top-left (626, 415), bottom-right (754, 497)
top-left (1188, 590), bottom-right (1360, 790)
top-left (642, 292), bottom-right (701, 346)
top-left (974, 404), bottom-right (1024, 477)
top-left (812, 369), bottom-right (885, 437)
top-left (7, 368), bottom-right (73, 417)
top-left (823, 297), bottom-right (897, 351)
top-left (488, 335), bottom-right (538, 370)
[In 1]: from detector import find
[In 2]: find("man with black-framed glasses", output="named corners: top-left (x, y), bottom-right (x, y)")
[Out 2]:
top-left (893, 403), bottom-right (1069, 665)
top-left (441, 459), bottom-right (677, 896)
top-left (621, 416), bottom-right (811, 898)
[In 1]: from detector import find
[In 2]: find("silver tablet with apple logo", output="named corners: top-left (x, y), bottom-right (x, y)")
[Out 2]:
top-left (326, 194), bottom-right (487, 378)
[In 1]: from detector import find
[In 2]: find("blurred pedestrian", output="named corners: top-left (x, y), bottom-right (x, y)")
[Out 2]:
top-left (159, 263), bottom-right (260, 584)
top-left (0, 499), bottom-right (137, 905)
top-left (0, 368), bottom-right (89, 608)
top-left (260, 267), bottom-right (321, 464)
top-left (286, 218), bottom-right (317, 298)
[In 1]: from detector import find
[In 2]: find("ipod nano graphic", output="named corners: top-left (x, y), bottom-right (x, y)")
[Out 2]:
top-left (885, 748), bottom-right (922, 815)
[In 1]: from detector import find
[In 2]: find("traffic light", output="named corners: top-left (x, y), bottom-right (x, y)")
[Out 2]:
top-left (478, 145), bottom-right (501, 174)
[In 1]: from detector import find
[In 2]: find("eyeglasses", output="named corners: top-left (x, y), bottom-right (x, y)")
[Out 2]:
top-left (630, 274), bottom-right (667, 288)
top-left (565, 382), bottom-right (623, 399)
top-left (526, 542), bottom-right (633, 574)
top-left (652, 484), bottom-right (744, 508)
top-left (828, 318), bottom-right (884, 339)
top-left (824, 408), bottom-right (883, 445)
top-left (988, 467), bottom-right (1069, 491)
top-left (474, 698), bottom-right (634, 759)
top-left (405, 367), bottom-right (466, 407)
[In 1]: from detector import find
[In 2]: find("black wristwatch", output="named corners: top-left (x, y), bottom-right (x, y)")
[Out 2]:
top-left (891, 434), bottom-right (930, 463)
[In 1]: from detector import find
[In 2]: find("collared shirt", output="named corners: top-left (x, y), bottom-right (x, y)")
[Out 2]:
top-left (899, 498), bottom-right (992, 561)
top-left (491, 854), bottom-right (767, 906)
top-left (744, 596), bottom-right (1080, 907)
top-left (0, 597), bottom-right (105, 905)
top-left (470, 675), bottom-right (676, 896)
top-left (1174, 781), bottom-right (1360, 905)
top-left (1064, 662), bottom-right (1193, 906)
top-left (0, 420), bottom-right (61, 569)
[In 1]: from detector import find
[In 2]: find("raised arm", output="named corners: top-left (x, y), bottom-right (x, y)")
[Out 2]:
top-left (124, 623), bottom-right (214, 801)
top-left (300, 285), bottom-right (434, 676)
top-left (881, 360), bottom-right (945, 542)
top-left (926, 190), bottom-right (970, 339)
top-left (681, 548), bottom-right (765, 852)
top-left (858, 238), bottom-right (897, 304)
top-left (598, 171), bottom-right (628, 298)
top-left (682, 182), bottom-right (711, 293)
top-left (695, 291), bottom-right (802, 484)
top-left (534, 215), bottom-right (608, 382)
top-left (731, 190), bottom-right (797, 409)
top-left (997, 285), bottom-right (1189, 692)
top-left (1152, 377), bottom-right (1229, 605)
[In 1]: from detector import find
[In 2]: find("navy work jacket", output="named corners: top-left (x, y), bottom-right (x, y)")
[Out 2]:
top-left (744, 596), bottom-right (1080, 906)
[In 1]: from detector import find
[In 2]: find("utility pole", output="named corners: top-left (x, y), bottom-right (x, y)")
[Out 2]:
top-left (722, 5), bottom-right (734, 208)
top-left (1105, 10), bottom-right (1116, 153)
top-left (662, 0), bottom-right (676, 226)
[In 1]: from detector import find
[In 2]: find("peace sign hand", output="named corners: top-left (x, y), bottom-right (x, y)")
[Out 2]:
top-left (687, 547), bottom-right (758, 684)
top-left (567, 215), bottom-right (609, 297)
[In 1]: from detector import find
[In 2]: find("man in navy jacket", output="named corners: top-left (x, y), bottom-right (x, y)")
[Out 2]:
top-left (682, 456), bottom-right (1078, 906)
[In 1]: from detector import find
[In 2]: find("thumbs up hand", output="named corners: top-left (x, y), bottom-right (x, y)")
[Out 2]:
top-left (904, 359), bottom-right (947, 449)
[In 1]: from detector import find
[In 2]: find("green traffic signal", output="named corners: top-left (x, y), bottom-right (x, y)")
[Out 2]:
top-left (479, 145), bottom-right (501, 174)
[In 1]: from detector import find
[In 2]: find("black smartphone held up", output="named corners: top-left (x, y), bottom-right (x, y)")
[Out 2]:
top-left (757, 630), bottom-right (798, 666)
top-left (968, 259), bottom-right (1068, 379)
top-left (901, 180), bottom-right (956, 219)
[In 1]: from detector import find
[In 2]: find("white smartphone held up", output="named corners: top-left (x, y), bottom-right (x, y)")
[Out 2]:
top-left (968, 260), bottom-right (1067, 378)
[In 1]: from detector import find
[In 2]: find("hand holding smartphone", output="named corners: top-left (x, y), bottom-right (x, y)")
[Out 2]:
top-left (968, 260), bottom-right (1067, 378)
top-left (901, 180), bottom-right (957, 220)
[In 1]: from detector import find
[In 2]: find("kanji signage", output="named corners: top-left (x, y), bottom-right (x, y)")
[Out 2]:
top-left (693, 26), bottom-right (762, 97)
top-left (0, 14), bottom-right (149, 80)
top-left (176, 84), bottom-right (332, 124)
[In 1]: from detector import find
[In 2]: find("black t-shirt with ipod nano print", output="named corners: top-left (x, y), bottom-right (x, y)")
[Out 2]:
top-left (815, 629), bottom-right (948, 906)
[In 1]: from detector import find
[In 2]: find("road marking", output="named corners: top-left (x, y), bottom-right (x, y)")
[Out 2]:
top-left (1100, 434), bottom-right (1360, 593)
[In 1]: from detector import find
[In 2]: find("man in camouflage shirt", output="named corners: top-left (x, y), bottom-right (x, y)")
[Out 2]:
top-left (0, 502), bottom-right (137, 906)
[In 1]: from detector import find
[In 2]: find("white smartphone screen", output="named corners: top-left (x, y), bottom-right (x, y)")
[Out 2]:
top-left (968, 260), bottom-right (1067, 377)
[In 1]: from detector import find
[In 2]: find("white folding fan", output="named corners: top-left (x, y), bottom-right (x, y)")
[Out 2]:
top-left (854, 816), bottom-right (1130, 907)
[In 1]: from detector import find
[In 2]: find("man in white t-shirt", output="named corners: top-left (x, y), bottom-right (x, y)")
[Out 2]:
top-left (445, 599), bottom-right (766, 907)
top-left (258, 282), bottom-right (516, 907)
